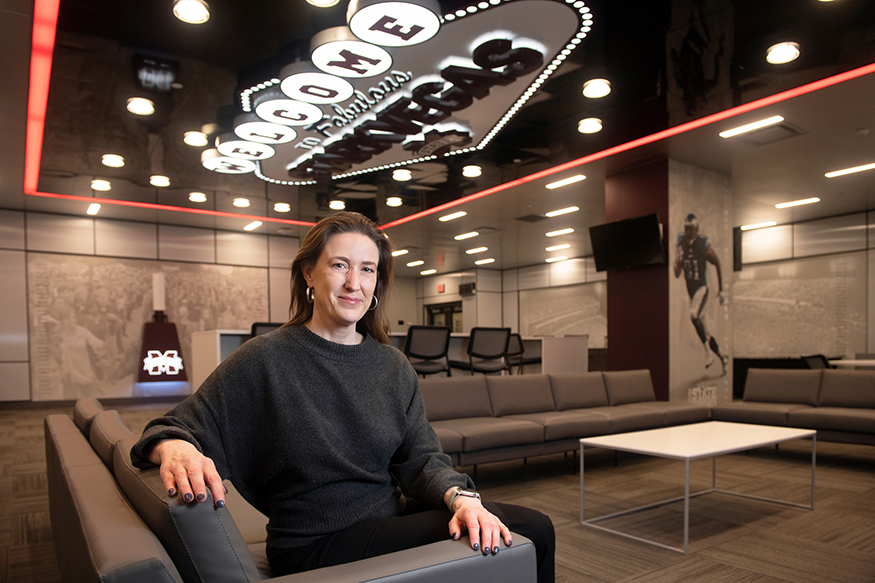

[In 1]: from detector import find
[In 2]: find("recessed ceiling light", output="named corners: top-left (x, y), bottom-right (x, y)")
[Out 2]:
top-left (454, 231), bottom-right (479, 240)
top-left (474, 258), bottom-right (495, 265)
top-left (465, 247), bottom-right (488, 254)
top-left (392, 249), bottom-right (409, 257)
top-left (126, 97), bottom-right (155, 116)
top-left (825, 162), bottom-right (875, 178)
top-left (462, 165), bottom-right (482, 178)
top-left (173, 0), bottom-right (210, 24)
top-left (91, 179), bottom-right (111, 191)
top-left (546, 228), bottom-right (574, 237)
top-left (273, 202), bottom-right (291, 212)
top-left (86, 203), bottom-right (101, 215)
top-left (439, 211), bottom-right (467, 222)
top-left (183, 131), bottom-right (209, 147)
top-left (719, 115), bottom-right (784, 138)
top-left (582, 78), bottom-right (611, 98)
top-left (306, 0), bottom-right (340, 5)
top-left (740, 221), bottom-right (778, 231)
top-left (150, 175), bottom-right (170, 187)
top-left (407, 260), bottom-right (424, 267)
top-left (546, 175), bottom-right (585, 189)
top-left (393, 169), bottom-right (412, 181)
top-left (243, 221), bottom-right (263, 231)
top-left (577, 117), bottom-right (602, 134)
top-left (189, 192), bottom-right (207, 203)
top-left (546, 256), bottom-right (567, 263)
top-left (775, 197), bottom-right (820, 209)
top-left (545, 206), bottom-right (579, 217)
top-left (386, 196), bottom-right (403, 207)
top-left (766, 42), bottom-right (800, 65)
top-left (233, 197), bottom-right (250, 208)
top-left (546, 244), bottom-right (570, 252)
top-left (420, 269), bottom-right (437, 275)
top-left (329, 200), bottom-right (346, 210)
top-left (101, 154), bottom-right (124, 168)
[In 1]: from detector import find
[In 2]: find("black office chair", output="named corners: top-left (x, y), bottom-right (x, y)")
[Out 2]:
top-left (449, 327), bottom-right (511, 375)
top-left (403, 326), bottom-right (452, 378)
top-left (802, 354), bottom-right (832, 369)
top-left (506, 333), bottom-right (542, 374)
top-left (250, 322), bottom-right (284, 339)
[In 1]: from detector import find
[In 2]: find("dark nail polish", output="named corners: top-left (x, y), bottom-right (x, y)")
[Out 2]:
top-left (451, 532), bottom-right (459, 540)
top-left (216, 500), bottom-right (225, 508)
top-left (167, 488), bottom-right (176, 496)
top-left (196, 493), bottom-right (206, 502)
top-left (183, 493), bottom-right (193, 502)
top-left (484, 546), bottom-right (491, 555)
top-left (507, 540), bottom-right (513, 546)
top-left (473, 543), bottom-right (479, 552)
top-left (493, 546), bottom-right (499, 555)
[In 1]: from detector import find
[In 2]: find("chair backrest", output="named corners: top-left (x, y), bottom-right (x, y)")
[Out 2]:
top-left (404, 326), bottom-right (452, 360)
top-left (467, 327), bottom-right (511, 360)
top-left (506, 334), bottom-right (524, 358)
top-left (802, 354), bottom-right (830, 369)
top-left (250, 322), bottom-right (283, 338)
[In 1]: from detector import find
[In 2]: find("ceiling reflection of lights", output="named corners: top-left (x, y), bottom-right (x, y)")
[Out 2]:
top-left (577, 117), bottom-right (602, 134)
top-left (307, 0), bottom-right (340, 6)
top-left (545, 175), bottom-right (585, 189)
top-left (183, 131), bottom-right (209, 147)
top-left (86, 203), bottom-right (101, 215)
top-left (386, 196), bottom-right (403, 207)
top-left (173, 0), bottom-right (210, 24)
top-left (101, 154), bottom-right (124, 168)
top-left (454, 231), bottom-right (479, 240)
top-left (545, 206), bottom-right (579, 217)
top-left (126, 97), bottom-right (155, 116)
top-left (465, 246), bottom-right (487, 254)
top-left (189, 192), bottom-right (207, 203)
top-left (462, 165), bottom-right (482, 178)
top-left (546, 244), bottom-right (570, 252)
top-left (740, 221), bottom-right (778, 231)
top-left (545, 256), bottom-right (567, 263)
top-left (393, 169), bottom-right (413, 181)
top-left (150, 175), bottom-right (170, 187)
top-left (329, 200), bottom-right (346, 210)
top-left (273, 202), bottom-right (291, 212)
top-left (420, 269), bottom-right (437, 275)
top-left (825, 162), bottom-right (875, 178)
top-left (719, 115), bottom-right (784, 138)
top-left (546, 228), bottom-right (574, 237)
top-left (392, 249), bottom-right (409, 257)
top-left (775, 197), bottom-right (820, 209)
top-left (243, 221), bottom-right (263, 231)
top-left (766, 42), bottom-right (800, 64)
top-left (582, 78), bottom-right (611, 98)
top-left (439, 211), bottom-right (467, 222)
top-left (91, 179), bottom-right (111, 191)
top-left (407, 260), bottom-right (424, 267)
top-left (233, 197), bottom-right (250, 208)
top-left (474, 258), bottom-right (495, 265)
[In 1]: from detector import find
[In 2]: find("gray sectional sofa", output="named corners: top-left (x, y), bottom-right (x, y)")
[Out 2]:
top-left (45, 398), bottom-right (536, 583)
top-left (420, 370), bottom-right (712, 468)
top-left (711, 368), bottom-right (875, 446)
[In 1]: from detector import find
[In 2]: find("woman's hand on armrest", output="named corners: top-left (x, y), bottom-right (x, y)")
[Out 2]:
top-left (445, 488), bottom-right (512, 555)
top-left (149, 439), bottom-right (226, 508)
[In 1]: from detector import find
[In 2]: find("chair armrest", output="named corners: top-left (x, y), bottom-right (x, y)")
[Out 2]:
top-left (268, 535), bottom-right (536, 583)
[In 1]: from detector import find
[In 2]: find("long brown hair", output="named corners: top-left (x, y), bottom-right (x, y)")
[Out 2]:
top-left (287, 212), bottom-right (394, 344)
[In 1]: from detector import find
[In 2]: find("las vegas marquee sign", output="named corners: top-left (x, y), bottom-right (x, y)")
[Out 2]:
top-left (202, 0), bottom-right (592, 184)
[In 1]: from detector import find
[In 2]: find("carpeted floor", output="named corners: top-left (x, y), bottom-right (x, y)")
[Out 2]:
top-left (2, 403), bottom-right (873, 583)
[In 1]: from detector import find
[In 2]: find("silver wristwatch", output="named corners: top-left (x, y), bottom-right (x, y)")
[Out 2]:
top-left (447, 486), bottom-right (481, 511)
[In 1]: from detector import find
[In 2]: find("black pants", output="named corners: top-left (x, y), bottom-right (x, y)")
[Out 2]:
top-left (268, 501), bottom-right (555, 583)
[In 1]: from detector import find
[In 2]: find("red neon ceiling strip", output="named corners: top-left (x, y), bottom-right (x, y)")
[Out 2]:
top-left (379, 61), bottom-right (875, 230)
top-left (24, 0), bottom-right (316, 228)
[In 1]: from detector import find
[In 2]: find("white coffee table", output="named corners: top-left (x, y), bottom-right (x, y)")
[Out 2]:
top-left (579, 421), bottom-right (816, 554)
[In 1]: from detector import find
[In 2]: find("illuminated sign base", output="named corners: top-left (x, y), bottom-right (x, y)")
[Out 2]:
top-left (138, 314), bottom-right (188, 383)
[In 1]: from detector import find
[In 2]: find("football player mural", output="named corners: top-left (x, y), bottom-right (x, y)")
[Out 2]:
top-left (674, 212), bottom-right (729, 374)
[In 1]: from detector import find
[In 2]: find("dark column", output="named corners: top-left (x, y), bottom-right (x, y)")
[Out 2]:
top-left (604, 158), bottom-right (670, 400)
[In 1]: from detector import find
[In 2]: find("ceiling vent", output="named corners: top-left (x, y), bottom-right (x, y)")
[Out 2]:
top-left (746, 123), bottom-right (805, 146)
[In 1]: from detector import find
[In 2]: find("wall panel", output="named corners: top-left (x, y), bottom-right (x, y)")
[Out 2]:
top-left (95, 219), bottom-right (157, 259)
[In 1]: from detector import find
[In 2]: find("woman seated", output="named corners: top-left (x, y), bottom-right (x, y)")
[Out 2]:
top-left (131, 211), bottom-right (555, 582)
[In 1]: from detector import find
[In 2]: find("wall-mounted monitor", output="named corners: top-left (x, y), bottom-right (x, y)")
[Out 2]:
top-left (589, 213), bottom-right (666, 272)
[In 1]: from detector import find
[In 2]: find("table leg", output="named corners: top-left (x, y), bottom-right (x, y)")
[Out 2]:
top-left (684, 459), bottom-right (690, 555)
top-left (811, 435), bottom-right (817, 510)
top-left (579, 443), bottom-right (585, 522)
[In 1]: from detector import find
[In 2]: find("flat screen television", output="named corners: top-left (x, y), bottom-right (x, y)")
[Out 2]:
top-left (589, 213), bottom-right (666, 271)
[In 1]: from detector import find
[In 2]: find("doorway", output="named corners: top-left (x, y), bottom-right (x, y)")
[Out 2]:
top-left (426, 302), bottom-right (463, 332)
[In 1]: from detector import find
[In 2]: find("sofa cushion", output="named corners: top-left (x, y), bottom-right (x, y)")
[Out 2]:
top-left (89, 410), bottom-right (134, 468)
top-left (507, 410), bottom-right (611, 441)
top-left (431, 425), bottom-right (464, 454)
top-left (818, 370), bottom-right (875, 408)
top-left (420, 376), bottom-right (493, 421)
top-left (788, 408), bottom-right (875, 433)
top-left (589, 406), bottom-right (664, 433)
top-left (73, 396), bottom-right (104, 436)
top-left (711, 402), bottom-right (811, 426)
top-left (549, 372), bottom-right (608, 410)
top-left (487, 374), bottom-right (555, 416)
top-left (114, 435), bottom-right (262, 583)
top-left (603, 370), bottom-right (656, 406)
top-left (623, 402), bottom-right (711, 426)
top-left (430, 418), bottom-right (545, 451)
top-left (743, 368), bottom-right (822, 405)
